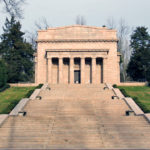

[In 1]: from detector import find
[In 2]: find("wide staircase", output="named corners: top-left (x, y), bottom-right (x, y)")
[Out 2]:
top-left (0, 84), bottom-right (150, 149)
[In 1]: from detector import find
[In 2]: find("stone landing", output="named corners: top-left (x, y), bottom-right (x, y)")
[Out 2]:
top-left (0, 84), bottom-right (150, 149)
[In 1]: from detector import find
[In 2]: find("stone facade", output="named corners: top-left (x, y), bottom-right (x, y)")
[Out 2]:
top-left (35, 25), bottom-right (120, 84)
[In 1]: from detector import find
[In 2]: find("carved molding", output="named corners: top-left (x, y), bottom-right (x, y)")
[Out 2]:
top-left (36, 39), bottom-right (118, 43)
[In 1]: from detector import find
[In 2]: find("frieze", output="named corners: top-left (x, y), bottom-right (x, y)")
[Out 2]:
top-left (46, 49), bottom-right (109, 53)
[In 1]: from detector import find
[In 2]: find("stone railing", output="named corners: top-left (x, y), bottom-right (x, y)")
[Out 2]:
top-left (105, 83), bottom-right (150, 123)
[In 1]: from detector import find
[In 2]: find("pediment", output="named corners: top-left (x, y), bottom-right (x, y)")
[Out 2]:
top-left (37, 25), bottom-right (117, 41)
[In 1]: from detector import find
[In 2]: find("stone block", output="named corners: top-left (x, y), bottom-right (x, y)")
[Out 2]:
top-left (112, 88), bottom-right (125, 99)
top-left (104, 83), bottom-right (113, 90)
top-left (29, 89), bottom-right (41, 100)
top-left (41, 83), bottom-right (49, 91)
top-left (124, 97), bottom-right (144, 116)
top-left (9, 98), bottom-right (29, 116)
top-left (144, 113), bottom-right (150, 123)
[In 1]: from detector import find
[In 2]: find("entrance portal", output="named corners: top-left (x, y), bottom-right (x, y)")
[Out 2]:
top-left (74, 70), bottom-right (81, 84)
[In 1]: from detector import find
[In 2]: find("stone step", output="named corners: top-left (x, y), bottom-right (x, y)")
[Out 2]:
top-left (0, 84), bottom-right (150, 149)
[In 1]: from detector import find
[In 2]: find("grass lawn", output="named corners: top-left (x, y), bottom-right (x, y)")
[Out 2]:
top-left (0, 86), bottom-right (36, 114)
top-left (118, 86), bottom-right (150, 113)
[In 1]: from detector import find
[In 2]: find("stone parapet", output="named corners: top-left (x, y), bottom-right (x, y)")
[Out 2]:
top-left (10, 83), bottom-right (38, 87)
top-left (118, 82), bottom-right (147, 86)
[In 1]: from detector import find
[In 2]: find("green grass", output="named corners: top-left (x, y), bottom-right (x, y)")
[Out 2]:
top-left (0, 86), bottom-right (37, 114)
top-left (118, 86), bottom-right (150, 113)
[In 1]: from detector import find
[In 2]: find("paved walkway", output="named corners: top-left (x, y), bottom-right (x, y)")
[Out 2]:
top-left (0, 84), bottom-right (150, 149)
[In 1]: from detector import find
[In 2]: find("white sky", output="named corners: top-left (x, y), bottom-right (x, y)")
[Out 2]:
top-left (0, 0), bottom-right (150, 34)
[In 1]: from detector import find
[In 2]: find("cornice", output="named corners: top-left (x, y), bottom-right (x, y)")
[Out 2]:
top-left (46, 49), bottom-right (109, 53)
top-left (36, 39), bottom-right (118, 43)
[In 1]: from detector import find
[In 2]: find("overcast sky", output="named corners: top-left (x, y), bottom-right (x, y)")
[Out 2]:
top-left (0, 0), bottom-right (150, 35)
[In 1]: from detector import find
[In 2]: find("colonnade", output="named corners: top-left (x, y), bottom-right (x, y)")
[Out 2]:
top-left (47, 57), bottom-right (105, 84)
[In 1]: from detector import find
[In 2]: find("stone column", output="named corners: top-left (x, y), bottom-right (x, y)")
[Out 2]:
top-left (48, 58), bottom-right (52, 83)
top-left (59, 58), bottom-right (63, 84)
top-left (92, 57), bottom-right (96, 84)
top-left (81, 57), bottom-right (85, 84)
top-left (70, 57), bottom-right (74, 84)
top-left (103, 58), bottom-right (107, 83)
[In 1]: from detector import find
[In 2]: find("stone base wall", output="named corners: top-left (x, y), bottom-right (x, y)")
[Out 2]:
top-left (118, 82), bottom-right (147, 86)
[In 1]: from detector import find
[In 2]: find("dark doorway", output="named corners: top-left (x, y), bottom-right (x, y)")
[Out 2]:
top-left (74, 70), bottom-right (81, 84)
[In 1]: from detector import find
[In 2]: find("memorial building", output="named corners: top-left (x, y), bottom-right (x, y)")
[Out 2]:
top-left (35, 25), bottom-right (120, 84)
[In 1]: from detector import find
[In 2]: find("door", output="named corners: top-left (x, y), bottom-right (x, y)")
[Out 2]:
top-left (74, 70), bottom-right (80, 84)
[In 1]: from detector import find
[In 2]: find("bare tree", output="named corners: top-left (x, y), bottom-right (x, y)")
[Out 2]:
top-left (76, 15), bottom-right (86, 25)
top-left (34, 17), bottom-right (49, 30)
top-left (117, 19), bottom-right (130, 51)
top-left (118, 19), bottom-right (131, 82)
top-left (106, 17), bottom-right (116, 29)
top-left (106, 17), bottom-right (131, 82)
top-left (0, 0), bottom-right (26, 18)
top-left (26, 17), bottom-right (51, 50)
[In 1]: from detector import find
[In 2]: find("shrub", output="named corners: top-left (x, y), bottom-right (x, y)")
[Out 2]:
top-left (36, 84), bottom-right (43, 89)
top-left (146, 67), bottom-right (150, 86)
top-left (25, 84), bottom-right (43, 98)
top-left (119, 88), bottom-right (130, 97)
top-left (1, 100), bottom-right (19, 114)
top-left (113, 84), bottom-right (118, 88)
top-left (133, 97), bottom-right (150, 113)
top-left (0, 84), bottom-right (10, 92)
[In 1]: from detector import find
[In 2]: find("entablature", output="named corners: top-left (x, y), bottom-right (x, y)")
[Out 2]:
top-left (46, 49), bottom-right (109, 59)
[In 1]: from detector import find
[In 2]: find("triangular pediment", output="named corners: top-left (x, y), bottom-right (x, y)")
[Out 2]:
top-left (38, 25), bottom-right (117, 41)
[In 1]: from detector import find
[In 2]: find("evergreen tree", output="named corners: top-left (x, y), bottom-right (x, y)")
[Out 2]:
top-left (0, 16), bottom-right (34, 83)
top-left (127, 27), bottom-right (150, 81)
top-left (0, 60), bottom-right (7, 88)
